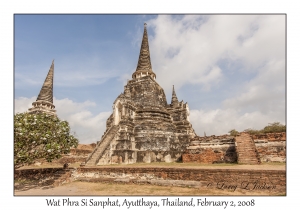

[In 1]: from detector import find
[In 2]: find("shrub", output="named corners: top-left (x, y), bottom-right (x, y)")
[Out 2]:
top-left (243, 128), bottom-right (261, 135)
top-left (229, 129), bottom-right (239, 136)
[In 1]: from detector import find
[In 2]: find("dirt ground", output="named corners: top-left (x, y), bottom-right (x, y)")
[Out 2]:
top-left (19, 162), bottom-right (286, 170)
top-left (14, 180), bottom-right (284, 196)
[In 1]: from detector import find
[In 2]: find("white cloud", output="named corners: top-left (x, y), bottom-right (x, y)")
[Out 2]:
top-left (148, 15), bottom-right (285, 93)
top-left (14, 96), bottom-right (36, 113)
top-left (147, 15), bottom-right (285, 133)
top-left (54, 98), bottom-right (96, 115)
top-left (190, 108), bottom-right (285, 137)
top-left (14, 97), bottom-right (111, 144)
top-left (222, 59), bottom-right (285, 115)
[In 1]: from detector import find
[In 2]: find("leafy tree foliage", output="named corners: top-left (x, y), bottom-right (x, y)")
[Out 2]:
top-left (229, 129), bottom-right (239, 136)
top-left (243, 128), bottom-right (260, 135)
top-left (14, 112), bottom-right (78, 169)
top-left (244, 122), bottom-right (286, 135)
top-left (262, 122), bottom-right (286, 133)
top-left (229, 122), bottom-right (286, 136)
top-left (243, 122), bottom-right (286, 135)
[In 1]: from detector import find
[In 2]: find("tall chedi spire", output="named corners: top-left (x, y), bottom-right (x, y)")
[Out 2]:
top-left (37, 60), bottom-right (54, 103)
top-left (132, 23), bottom-right (156, 80)
top-left (28, 60), bottom-right (56, 116)
top-left (171, 85), bottom-right (179, 106)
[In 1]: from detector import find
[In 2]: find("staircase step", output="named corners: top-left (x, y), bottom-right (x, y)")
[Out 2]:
top-left (85, 125), bottom-right (119, 166)
top-left (235, 133), bottom-right (261, 165)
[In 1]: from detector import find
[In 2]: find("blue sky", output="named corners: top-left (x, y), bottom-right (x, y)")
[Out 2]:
top-left (14, 14), bottom-right (286, 144)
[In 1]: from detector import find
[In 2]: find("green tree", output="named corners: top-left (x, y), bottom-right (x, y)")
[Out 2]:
top-left (243, 128), bottom-right (260, 135)
top-left (229, 129), bottom-right (239, 136)
top-left (14, 112), bottom-right (78, 169)
top-left (263, 122), bottom-right (286, 133)
top-left (243, 122), bottom-right (286, 135)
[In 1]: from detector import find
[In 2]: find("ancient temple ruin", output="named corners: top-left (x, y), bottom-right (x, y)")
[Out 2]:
top-left (182, 132), bottom-right (286, 164)
top-left (28, 60), bottom-right (56, 116)
top-left (85, 24), bottom-right (196, 166)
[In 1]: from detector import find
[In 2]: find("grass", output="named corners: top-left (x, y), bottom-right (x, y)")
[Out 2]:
top-left (14, 178), bottom-right (35, 185)
top-left (94, 162), bottom-right (239, 168)
top-left (18, 161), bottom-right (239, 169)
top-left (17, 161), bottom-right (286, 171)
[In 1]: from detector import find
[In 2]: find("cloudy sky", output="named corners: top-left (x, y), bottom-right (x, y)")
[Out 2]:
top-left (14, 14), bottom-right (286, 144)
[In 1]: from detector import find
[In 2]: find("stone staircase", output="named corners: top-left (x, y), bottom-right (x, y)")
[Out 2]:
top-left (235, 133), bottom-right (261, 164)
top-left (85, 125), bottom-right (119, 166)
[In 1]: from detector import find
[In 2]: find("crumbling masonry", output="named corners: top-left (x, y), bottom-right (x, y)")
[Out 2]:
top-left (85, 24), bottom-right (196, 166)
top-left (183, 132), bottom-right (286, 164)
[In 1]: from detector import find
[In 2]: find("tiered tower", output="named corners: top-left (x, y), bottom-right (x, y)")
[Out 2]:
top-left (85, 24), bottom-right (195, 166)
top-left (28, 60), bottom-right (56, 116)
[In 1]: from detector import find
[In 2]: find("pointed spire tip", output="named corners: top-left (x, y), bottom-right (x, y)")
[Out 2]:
top-left (134, 23), bottom-right (152, 73)
top-left (171, 84), bottom-right (178, 105)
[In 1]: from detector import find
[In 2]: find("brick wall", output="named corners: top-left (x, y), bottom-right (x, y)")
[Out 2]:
top-left (14, 168), bottom-right (64, 180)
top-left (253, 133), bottom-right (286, 162)
top-left (14, 168), bottom-right (73, 188)
top-left (183, 135), bottom-right (237, 163)
top-left (183, 132), bottom-right (286, 164)
top-left (182, 148), bottom-right (236, 163)
top-left (70, 148), bottom-right (94, 156)
top-left (75, 167), bottom-right (285, 193)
